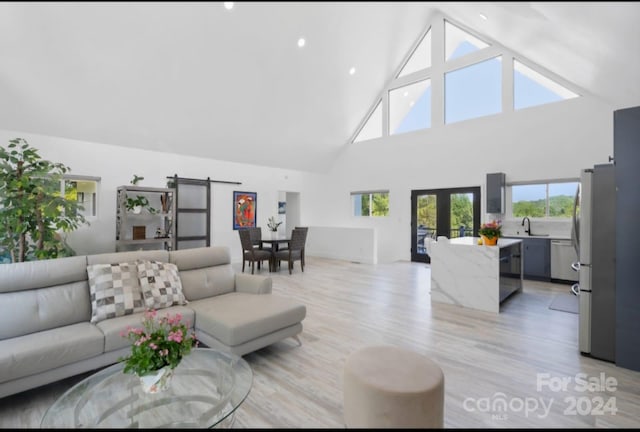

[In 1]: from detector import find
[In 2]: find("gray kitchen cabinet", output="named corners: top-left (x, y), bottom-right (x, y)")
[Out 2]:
top-left (505, 237), bottom-right (550, 281)
top-left (522, 237), bottom-right (550, 280)
top-left (486, 172), bottom-right (505, 214)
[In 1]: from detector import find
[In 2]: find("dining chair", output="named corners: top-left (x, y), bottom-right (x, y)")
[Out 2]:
top-left (239, 228), bottom-right (273, 273)
top-left (276, 226), bottom-right (308, 253)
top-left (295, 227), bottom-right (308, 268)
top-left (248, 227), bottom-right (262, 248)
top-left (273, 228), bottom-right (306, 274)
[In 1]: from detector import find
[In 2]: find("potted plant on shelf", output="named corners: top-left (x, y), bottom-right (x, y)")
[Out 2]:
top-left (126, 195), bottom-right (157, 214)
top-left (119, 309), bottom-right (197, 394)
top-left (478, 220), bottom-right (502, 246)
top-left (130, 174), bottom-right (144, 185)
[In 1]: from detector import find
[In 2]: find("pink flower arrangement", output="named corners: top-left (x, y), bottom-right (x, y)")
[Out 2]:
top-left (478, 220), bottom-right (502, 239)
top-left (119, 309), bottom-right (197, 376)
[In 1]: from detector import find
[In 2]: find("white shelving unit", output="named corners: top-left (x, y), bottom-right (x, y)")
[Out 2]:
top-left (115, 185), bottom-right (176, 252)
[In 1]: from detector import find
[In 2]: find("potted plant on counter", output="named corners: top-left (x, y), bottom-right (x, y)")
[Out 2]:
top-left (478, 220), bottom-right (502, 246)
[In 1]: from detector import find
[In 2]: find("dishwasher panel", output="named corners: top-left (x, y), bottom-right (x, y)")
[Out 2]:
top-left (551, 239), bottom-right (579, 282)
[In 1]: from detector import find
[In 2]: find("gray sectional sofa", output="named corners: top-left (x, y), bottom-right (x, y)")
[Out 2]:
top-left (0, 246), bottom-right (306, 399)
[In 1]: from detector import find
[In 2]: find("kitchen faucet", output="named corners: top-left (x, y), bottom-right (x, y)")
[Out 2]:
top-left (522, 217), bottom-right (531, 235)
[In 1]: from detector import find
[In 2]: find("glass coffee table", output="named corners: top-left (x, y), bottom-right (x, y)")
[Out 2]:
top-left (41, 348), bottom-right (252, 428)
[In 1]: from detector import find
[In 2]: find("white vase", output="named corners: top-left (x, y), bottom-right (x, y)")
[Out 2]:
top-left (270, 231), bottom-right (277, 239)
top-left (132, 205), bottom-right (142, 215)
top-left (139, 366), bottom-right (174, 394)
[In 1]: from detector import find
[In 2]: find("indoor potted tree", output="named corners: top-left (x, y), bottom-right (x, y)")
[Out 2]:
top-left (0, 138), bottom-right (88, 262)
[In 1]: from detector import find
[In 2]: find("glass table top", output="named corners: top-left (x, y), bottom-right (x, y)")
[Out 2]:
top-left (40, 348), bottom-right (253, 428)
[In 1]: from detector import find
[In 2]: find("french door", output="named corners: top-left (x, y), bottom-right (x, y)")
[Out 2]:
top-left (410, 186), bottom-right (481, 263)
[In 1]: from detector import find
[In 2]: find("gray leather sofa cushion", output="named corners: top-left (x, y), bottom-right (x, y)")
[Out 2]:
top-left (0, 255), bottom-right (87, 293)
top-left (189, 292), bottom-right (307, 346)
top-left (0, 280), bottom-right (91, 340)
top-left (169, 247), bottom-right (235, 300)
top-left (0, 323), bottom-right (104, 383)
top-left (169, 246), bottom-right (231, 270)
top-left (178, 266), bottom-right (235, 301)
top-left (97, 305), bottom-right (195, 352)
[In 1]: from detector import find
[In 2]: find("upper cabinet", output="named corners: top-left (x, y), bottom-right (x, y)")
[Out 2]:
top-left (115, 185), bottom-right (176, 252)
top-left (486, 172), bottom-right (505, 214)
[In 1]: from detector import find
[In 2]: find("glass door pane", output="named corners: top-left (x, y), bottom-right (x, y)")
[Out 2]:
top-left (412, 192), bottom-right (437, 262)
top-left (411, 187), bottom-right (480, 263)
top-left (449, 192), bottom-right (474, 238)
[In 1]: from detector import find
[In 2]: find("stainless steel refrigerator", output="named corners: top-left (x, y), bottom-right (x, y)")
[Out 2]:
top-left (571, 163), bottom-right (616, 362)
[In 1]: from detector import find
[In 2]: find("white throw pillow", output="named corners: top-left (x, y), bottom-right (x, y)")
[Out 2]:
top-left (87, 262), bottom-right (145, 323)
top-left (137, 260), bottom-right (187, 309)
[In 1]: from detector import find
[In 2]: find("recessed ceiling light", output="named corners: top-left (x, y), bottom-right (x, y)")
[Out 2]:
top-left (404, 91), bottom-right (409, 97)
top-left (224, 2), bottom-right (234, 10)
top-left (298, 38), bottom-right (306, 48)
top-left (479, 13), bottom-right (488, 20)
top-left (349, 67), bottom-right (356, 75)
top-left (409, 101), bottom-right (415, 107)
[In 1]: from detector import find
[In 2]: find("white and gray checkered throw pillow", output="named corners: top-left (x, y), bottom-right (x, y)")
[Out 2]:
top-left (137, 260), bottom-right (186, 309)
top-left (87, 262), bottom-right (145, 323)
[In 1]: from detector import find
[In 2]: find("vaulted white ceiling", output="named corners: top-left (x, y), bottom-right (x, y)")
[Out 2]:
top-left (1, 2), bottom-right (638, 173)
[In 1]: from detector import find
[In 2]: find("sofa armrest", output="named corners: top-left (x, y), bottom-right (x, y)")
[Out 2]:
top-left (234, 273), bottom-right (272, 294)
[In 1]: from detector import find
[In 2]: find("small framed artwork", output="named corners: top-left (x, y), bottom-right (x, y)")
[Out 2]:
top-left (278, 201), bottom-right (286, 214)
top-left (233, 191), bottom-right (257, 230)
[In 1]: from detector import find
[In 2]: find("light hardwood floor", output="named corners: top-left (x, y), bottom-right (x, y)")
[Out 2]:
top-left (1, 257), bottom-right (639, 428)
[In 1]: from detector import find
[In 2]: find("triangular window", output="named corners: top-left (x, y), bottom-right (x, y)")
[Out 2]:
top-left (398, 28), bottom-right (432, 78)
top-left (513, 59), bottom-right (579, 110)
top-left (353, 100), bottom-right (382, 143)
top-left (350, 15), bottom-right (582, 143)
top-left (445, 20), bottom-right (489, 61)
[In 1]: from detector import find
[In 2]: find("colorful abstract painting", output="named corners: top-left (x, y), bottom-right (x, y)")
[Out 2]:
top-left (233, 191), bottom-right (257, 229)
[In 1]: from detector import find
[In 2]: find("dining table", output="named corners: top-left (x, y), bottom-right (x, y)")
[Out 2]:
top-left (261, 237), bottom-right (290, 252)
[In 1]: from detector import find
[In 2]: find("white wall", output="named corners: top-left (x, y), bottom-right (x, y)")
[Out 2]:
top-left (305, 226), bottom-right (376, 264)
top-left (303, 96), bottom-right (614, 263)
top-left (0, 96), bottom-right (615, 265)
top-left (0, 129), bottom-right (306, 263)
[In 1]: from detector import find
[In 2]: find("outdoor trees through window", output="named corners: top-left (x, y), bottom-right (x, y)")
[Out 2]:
top-left (353, 192), bottom-right (389, 217)
top-left (511, 181), bottom-right (578, 218)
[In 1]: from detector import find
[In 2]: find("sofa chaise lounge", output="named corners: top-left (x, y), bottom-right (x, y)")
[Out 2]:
top-left (0, 246), bottom-right (306, 399)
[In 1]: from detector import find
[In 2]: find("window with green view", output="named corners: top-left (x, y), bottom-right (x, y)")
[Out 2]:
top-left (352, 191), bottom-right (389, 217)
top-left (511, 181), bottom-right (578, 218)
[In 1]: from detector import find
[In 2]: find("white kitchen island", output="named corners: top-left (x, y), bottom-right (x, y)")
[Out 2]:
top-left (429, 237), bottom-right (523, 313)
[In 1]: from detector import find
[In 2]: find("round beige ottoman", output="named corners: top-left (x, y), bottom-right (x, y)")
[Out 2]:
top-left (343, 345), bottom-right (444, 428)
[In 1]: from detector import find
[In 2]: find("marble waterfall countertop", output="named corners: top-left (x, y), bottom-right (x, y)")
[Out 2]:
top-left (429, 237), bottom-right (523, 313)
top-left (446, 237), bottom-right (523, 248)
